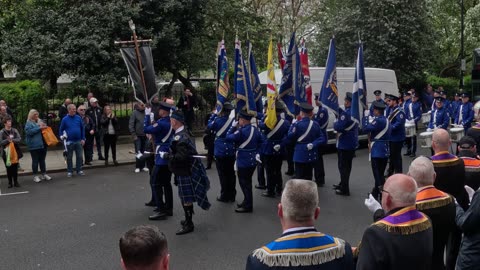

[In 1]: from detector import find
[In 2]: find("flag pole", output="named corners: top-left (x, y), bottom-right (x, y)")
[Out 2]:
top-left (129, 20), bottom-right (149, 102)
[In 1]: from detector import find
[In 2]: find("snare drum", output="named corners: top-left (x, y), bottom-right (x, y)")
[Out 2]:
top-left (405, 123), bottom-right (416, 137)
top-left (449, 127), bottom-right (464, 143)
top-left (419, 131), bottom-right (433, 148)
top-left (421, 113), bottom-right (431, 125)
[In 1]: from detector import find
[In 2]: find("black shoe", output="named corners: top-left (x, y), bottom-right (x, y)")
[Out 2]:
top-left (7, 184), bottom-right (12, 188)
top-left (403, 152), bottom-right (411, 156)
top-left (261, 191), bottom-right (275, 198)
top-left (409, 153), bottom-right (416, 158)
top-left (205, 166), bottom-right (212, 170)
top-left (14, 182), bottom-right (20, 188)
top-left (332, 184), bottom-right (341, 189)
top-left (163, 209), bottom-right (173, 216)
top-left (98, 156), bottom-right (105, 161)
top-left (216, 196), bottom-right (231, 203)
top-left (285, 171), bottom-right (294, 176)
top-left (145, 201), bottom-right (155, 207)
top-left (235, 207), bottom-right (253, 213)
top-left (84, 161), bottom-right (92, 166)
top-left (335, 189), bottom-right (350, 196)
top-left (316, 182), bottom-right (325, 187)
top-left (255, 184), bottom-right (266, 190)
top-left (176, 223), bottom-right (194, 235)
top-left (148, 212), bottom-right (167, 220)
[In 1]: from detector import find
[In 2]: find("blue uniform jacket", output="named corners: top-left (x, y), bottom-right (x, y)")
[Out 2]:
top-left (402, 99), bottom-right (411, 113)
top-left (362, 116), bottom-right (391, 158)
top-left (388, 106), bottom-right (406, 142)
top-left (405, 101), bottom-right (422, 124)
top-left (226, 124), bottom-right (264, 169)
top-left (455, 102), bottom-right (474, 131)
top-left (452, 100), bottom-right (462, 118)
top-left (258, 116), bottom-right (290, 156)
top-left (334, 107), bottom-right (358, 150)
top-left (428, 106), bottom-right (450, 130)
top-left (144, 115), bottom-right (172, 165)
top-left (369, 99), bottom-right (387, 117)
top-left (287, 117), bottom-right (326, 163)
top-left (315, 106), bottom-right (329, 140)
top-left (207, 114), bottom-right (235, 157)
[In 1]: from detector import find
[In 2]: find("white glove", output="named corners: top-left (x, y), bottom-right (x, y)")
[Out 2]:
top-left (364, 194), bottom-right (382, 213)
top-left (255, 154), bottom-right (262, 163)
top-left (145, 107), bottom-right (151, 115)
top-left (292, 119), bottom-right (297, 124)
top-left (150, 112), bottom-right (154, 120)
top-left (232, 120), bottom-right (238, 127)
top-left (135, 152), bottom-right (143, 159)
top-left (273, 144), bottom-right (281, 152)
top-left (159, 151), bottom-right (167, 159)
top-left (280, 112), bottom-right (285, 119)
top-left (307, 143), bottom-right (313, 150)
top-left (60, 131), bottom-right (68, 140)
top-left (465, 185), bottom-right (475, 203)
top-left (426, 128), bottom-right (433, 132)
top-left (368, 116), bottom-right (374, 123)
top-left (60, 135), bottom-right (65, 140)
top-left (364, 110), bottom-right (370, 117)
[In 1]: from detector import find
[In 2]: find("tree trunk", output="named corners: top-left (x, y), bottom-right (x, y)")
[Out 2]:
top-left (165, 72), bottom-right (178, 98)
top-left (0, 58), bottom-right (4, 78)
top-left (177, 72), bottom-right (194, 91)
top-left (49, 75), bottom-right (58, 92)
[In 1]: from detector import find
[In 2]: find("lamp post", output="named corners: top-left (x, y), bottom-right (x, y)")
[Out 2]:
top-left (460, 0), bottom-right (465, 90)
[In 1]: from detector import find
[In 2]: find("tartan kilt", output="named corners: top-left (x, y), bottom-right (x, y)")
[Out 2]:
top-left (176, 175), bottom-right (195, 204)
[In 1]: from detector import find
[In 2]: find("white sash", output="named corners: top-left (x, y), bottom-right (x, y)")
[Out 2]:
top-left (370, 120), bottom-right (390, 161)
top-left (267, 119), bottom-right (285, 139)
top-left (297, 120), bottom-right (313, 142)
top-left (239, 127), bottom-right (254, 149)
top-left (409, 103), bottom-right (413, 120)
top-left (216, 117), bottom-right (233, 138)
top-left (161, 127), bottom-right (172, 143)
top-left (433, 110), bottom-right (438, 128)
top-left (458, 105), bottom-right (463, 124)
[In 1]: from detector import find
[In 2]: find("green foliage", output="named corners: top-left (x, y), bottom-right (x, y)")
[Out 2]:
top-left (426, 75), bottom-right (472, 95)
top-left (0, 80), bottom-right (47, 123)
top-left (198, 81), bottom-right (217, 108)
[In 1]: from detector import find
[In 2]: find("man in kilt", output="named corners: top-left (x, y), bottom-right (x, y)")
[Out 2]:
top-left (159, 111), bottom-right (211, 235)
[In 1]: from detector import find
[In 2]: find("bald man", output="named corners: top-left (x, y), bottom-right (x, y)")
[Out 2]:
top-left (59, 98), bottom-right (72, 120)
top-left (356, 174), bottom-right (433, 270)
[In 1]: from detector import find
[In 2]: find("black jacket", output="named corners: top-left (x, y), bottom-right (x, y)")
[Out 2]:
top-left (86, 106), bottom-right (103, 131)
top-left (100, 114), bottom-right (120, 135)
top-left (167, 129), bottom-right (197, 176)
top-left (456, 190), bottom-right (480, 270)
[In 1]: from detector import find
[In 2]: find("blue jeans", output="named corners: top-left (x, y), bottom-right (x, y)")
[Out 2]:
top-left (30, 148), bottom-right (47, 174)
top-left (67, 141), bottom-right (83, 173)
top-left (134, 136), bottom-right (146, 169)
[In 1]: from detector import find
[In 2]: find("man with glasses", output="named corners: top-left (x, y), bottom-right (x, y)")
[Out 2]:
top-left (59, 104), bottom-right (85, 177)
top-left (356, 174), bottom-right (433, 270)
top-left (77, 105), bottom-right (95, 166)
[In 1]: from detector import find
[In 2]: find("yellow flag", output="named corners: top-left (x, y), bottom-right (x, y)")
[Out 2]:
top-left (265, 38), bottom-right (277, 130)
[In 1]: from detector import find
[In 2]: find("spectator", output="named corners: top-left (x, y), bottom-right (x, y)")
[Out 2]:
top-left (431, 129), bottom-right (468, 269)
top-left (365, 157), bottom-right (456, 270)
top-left (84, 92), bottom-right (94, 110)
top-left (0, 116), bottom-right (22, 188)
top-left (150, 95), bottom-right (161, 120)
top-left (176, 88), bottom-right (197, 135)
top-left (457, 136), bottom-right (480, 190)
top-left (466, 107), bottom-right (480, 155)
top-left (422, 84), bottom-right (434, 112)
top-left (455, 186), bottom-right (480, 269)
top-left (24, 109), bottom-right (52, 183)
top-left (86, 97), bottom-right (105, 161)
top-left (58, 98), bottom-right (72, 120)
top-left (119, 225), bottom-right (169, 270)
top-left (0, 105), bottom-right (9, 129)
top-left (129, 102), bottom-right (148, 173)
top-left (77, 105), bottom-right (95, 166)
top-left (101, 105), bottom-right (120, 166)
top-left (356, 174), bottom-right (433, 270)
top-left (59, 104), bottom-right (85, 177)
top-left (246, 179), bottom-right (353, 269)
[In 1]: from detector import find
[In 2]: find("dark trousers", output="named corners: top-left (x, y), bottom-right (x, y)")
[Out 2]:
top-left (337, 149), bottom-right (355, 192)
top-left (30, 148), bottom-right (47, 174)
top-left (238, 166), bottom-right (256, 209)
top-left (257, 155), bottom-right (266, 187)
top-left (265, 155), bottom-right (283, 194)
top-left (387, 141), bottom-right (403, 176)
top-left (134, 136), bottom-right (146, 169)
top-left (405, 135), bottom-right (417, 154)
top-left (2, 159), bottom-right (18, 185)
top-left (371, 157), bottom-right (388, 199)
top-left (84, 133), bottom-right (94, 162)
top-left (295, 162), bottom-right (313, 180)
top-left (216, 156), bottom-right (236, 200)
top-left (94, 130), bottom-right (103, 157)
top-left (151, 165), bottom-right (173, 211)
top-left (314, 146), bottom-right (325, 184)
top-left (103, 134), bottom-right (117, 161)
top-left (286, 143), bottom-right (295, 174)
top-left (446, 227), bottom-right (462, 270)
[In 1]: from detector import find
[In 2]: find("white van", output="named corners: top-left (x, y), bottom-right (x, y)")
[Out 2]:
top-left (258, 67), bottom-right (399, 145)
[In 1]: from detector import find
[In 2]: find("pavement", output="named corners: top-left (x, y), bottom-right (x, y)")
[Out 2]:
top-left (0, 136), bottom-right (207, 178)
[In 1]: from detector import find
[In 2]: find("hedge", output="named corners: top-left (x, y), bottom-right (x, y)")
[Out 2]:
top-left (0, 80), bottom-right (47, 124)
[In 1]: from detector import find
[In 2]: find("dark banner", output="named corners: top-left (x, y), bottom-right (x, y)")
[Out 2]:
top-left (120, 45), bottom-right (157, 103)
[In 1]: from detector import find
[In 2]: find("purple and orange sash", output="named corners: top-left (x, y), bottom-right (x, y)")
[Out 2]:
top-left (431, 151), bottom-right (461, 167)
top-left (374, 206), bottom-right (431, 235)
top-left (416, 185), bottom-right (453, 210)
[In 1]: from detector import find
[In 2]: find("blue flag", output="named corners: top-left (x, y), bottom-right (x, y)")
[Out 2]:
top-left (319, 38), bottom-right (339, 116)
top-left (234, 37), bottom-right (257, 116)
top-left (279, 32), bottom-right (300, 116)
top-left (351, 42), bottom-right (367, 128)
top-left (216, 40), bottom-right (230, 113)
top-left (247, 41), bottom-right (263, 114)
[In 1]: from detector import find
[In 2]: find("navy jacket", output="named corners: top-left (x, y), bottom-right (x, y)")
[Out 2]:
top-left (314, 106), bottom-right (329, 141)
top-left (144, 115), bottom-right (172, 165)
top-left (334, 107), bottom-right (358, 150)
top-left (387, 106), bottom-right (406, 142)
top-left (362, 115), bottom-right (391, 158)
top-left (287, 117), bottom-right (325, 163)
top-left (207, 114), bottom-right (235, 157)
top-left (258, 116), bottom-right (290, 156)
top-left (455, 102), bottom-right (474, 131)
top-left (428, 106), bottom-right (450, 130)
top-left (226, 124), bottom-right (264, 168)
